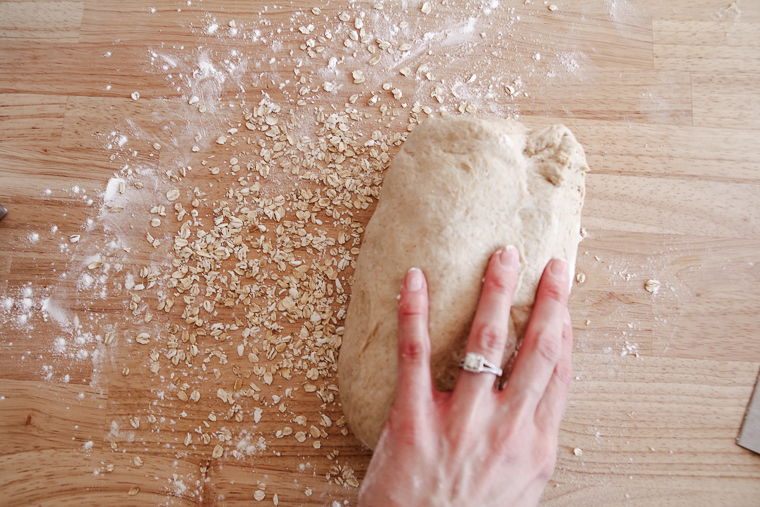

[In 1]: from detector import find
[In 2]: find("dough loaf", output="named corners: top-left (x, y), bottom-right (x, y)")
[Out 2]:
top-left (339, 117), bottom-right (589, 449)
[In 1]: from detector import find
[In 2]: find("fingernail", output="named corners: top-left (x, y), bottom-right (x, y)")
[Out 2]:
top-left (550, 259), bottom-right (568, 281)
top-left (564, 308), bottom-right (571, 325)
top-left (499, 245), bottom-right (519, 270)
top-left (405, 268), bottom-right (423, 291)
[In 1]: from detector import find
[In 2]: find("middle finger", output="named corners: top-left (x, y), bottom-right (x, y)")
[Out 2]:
top-left (452, 246), bottom-right (519, 406)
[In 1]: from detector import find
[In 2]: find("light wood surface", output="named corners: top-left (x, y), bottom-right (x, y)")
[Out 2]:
top-left (1, 1), bottom-right (759, 506)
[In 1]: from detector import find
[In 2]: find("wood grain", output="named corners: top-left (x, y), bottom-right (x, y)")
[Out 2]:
top-left (0, 1), bottom-right (759, 506)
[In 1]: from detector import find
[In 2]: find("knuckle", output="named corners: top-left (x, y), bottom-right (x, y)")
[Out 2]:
top-left (534, 331), bottom-right (562, 364)
top-left (485, 267), bottom-right (517, 294)
top-left (473, 323), bottom-right (506, 356)
top-left (398, 296), bottom-right (425, 318)
top-left (553, 361), bottom-right (573, 389)
top-left (398, 337), bottom-right (427, 362)
top-left (385, 409), bottom-right (421, 447)
top-left (538, 276), bottom-right (568, 305)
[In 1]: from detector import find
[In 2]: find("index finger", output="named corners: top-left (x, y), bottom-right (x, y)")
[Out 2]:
top-left (500, 258), bottom-right (569, 413)
top-left (395, 268), bottom-right (434, 414)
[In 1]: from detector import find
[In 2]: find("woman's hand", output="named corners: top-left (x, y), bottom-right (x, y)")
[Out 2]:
top-left (359, 246), bottom-right (573, 507)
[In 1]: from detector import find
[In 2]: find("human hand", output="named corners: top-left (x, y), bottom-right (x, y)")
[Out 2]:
top-left (358, 246), bottom-right (573, 507)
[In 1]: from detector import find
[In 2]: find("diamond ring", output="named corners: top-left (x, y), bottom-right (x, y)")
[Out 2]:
top-left (458, 352), bottom-right (503, 376)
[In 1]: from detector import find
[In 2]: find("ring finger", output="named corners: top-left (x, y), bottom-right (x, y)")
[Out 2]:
top-left (452, 246), bottom-right (519, 405)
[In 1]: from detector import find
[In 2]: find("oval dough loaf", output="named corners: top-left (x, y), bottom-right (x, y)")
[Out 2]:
top-left (339, 116), bottom-right (589, 449)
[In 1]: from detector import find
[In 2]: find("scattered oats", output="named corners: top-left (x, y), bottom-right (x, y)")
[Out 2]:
top-left (166, 188), bottom-right (180, 201)
top-left (122, 367), bottom-right (130, 376)
top-left (134, 456), bottom-right (143, 467)
top-left (645, 279), bottom-right (660, 294)
top-left (184, 433), bottom-right (192, 446)
top-left (576, 272), bottom-right (586, 284)
top-left (295, 432), bottom-right (307, 443)
top-left (216, 136), bottom-right (228, 145)
top-left (313, 440), bottom-right (321, 449)
top-left (322, 82), bottom-right (333, 92)
top-left (312, 7), bottom-right (321, 14)
top-left (128, 486), bottom-right (139, 496)
top-left (152, 142), bottom-right (161, 150)
top-left (392, 88), bottom-right (403, 100)
top-left (130, 92), bottom-right (140, 101)
top-left (129, 416), bottom-right (140, 429)
top-left (580, 227), bottom-right (588, 238)
top-left (150, 218), bottom-right (161, 227)
top-left (399, 43), bottom-right (411, 51)
top-left (421, 2), bottom-right (432, 14)
top-left (188, 96), bottom-right (199, 105)
top-left (352, 70), bottom-right (366, 84)
top-left (573, 447), bottom-right (583, 456)
top-left (104, 332), bottom-right (114, 345)
top-left (585, 319), bottom-right (591, 325)
top-left (338, 12), bottom-right (350, 22)
top-left (254, 490), bottom-right (266, 501)
top-left (399, 67), bottom-right (411, 76)
top-left (69, 234), bottom-right (80, 243)
top-left (88, 261), bottom-right (102, 270)
top-left (136, 333), bottom-right (151, 345)
top-left (273, 494), bottom-right (279, 506)
top-left (134, 181), bottom-right (143, 189)
top-left (305, 488), bottom-right (312, 497)
top-left (192, 146), bottom-right (200, 152)
top-left (109, 206), bottom-right (122, 213)
top-left (465, 104), bottom-right (477, 113)
top-left (105, 464), bottom-right (115, 472)
top-left (212, 444), bottom-right (224, 459)
top-left (549, 4), bottom-right (559, 11)
top-left (369, 54), bottom-right (382, 66)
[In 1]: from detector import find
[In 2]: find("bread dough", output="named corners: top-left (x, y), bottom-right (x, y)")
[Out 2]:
top-left (338, 117), bottom-right (589, 449)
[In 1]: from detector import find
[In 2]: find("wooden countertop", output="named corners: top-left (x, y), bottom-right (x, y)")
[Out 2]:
top-left (1, 1), bottom-right (759, 505)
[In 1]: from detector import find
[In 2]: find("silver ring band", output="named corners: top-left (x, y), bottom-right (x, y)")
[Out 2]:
top-left (458, 352), bottom-right (503, 376)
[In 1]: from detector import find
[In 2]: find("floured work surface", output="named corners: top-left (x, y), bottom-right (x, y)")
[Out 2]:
top-left (1, 0), bottom-right (760, 506)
